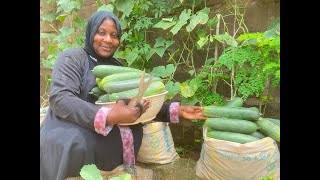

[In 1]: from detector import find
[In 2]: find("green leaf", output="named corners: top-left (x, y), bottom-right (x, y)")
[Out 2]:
top-left (40, 13), bottom-right (58, 22)
top-left (115, 0), bottom-right (135, 17)
top-left (166, 64), bottom-right (175, 75)
top-left (153, 20), bottom-right (176, 30)
top-left (180, 82), bottom-right (197, 98)
top-left (152, 64), bottom-right (175, 78)
top-left (154, 47), bottom-right (166, 57)
top-left (146, 48), bottom-right (156, 61)
top-left (170, 9), bottom-right (191, 35)
top-left (57, 0), bottom-right (81, 14)
top-left (186, 11), bottom-right (208, 32)
top-left (56, 14), bottom-right (68, 22)
top-left (165, 81), bottom-right (180, 100)
top-left (162, 17), bottom-right (173, 22)
top-left (188, 70), bottom-right (195, 76)
top-left (125, 49), bottom-right (139, 66)
top-left (97, 4), bottom-right (114, 12)
top-left (207, 17), bottom-right (218, 28)
top-left (197, 36), bottom-right (208, 49)
top-left (181, 96), bottom-right (198, 106)
top-left (154, 37), bottom-right (166, 48)
top-left (80, 164), bottom-right (103, 180)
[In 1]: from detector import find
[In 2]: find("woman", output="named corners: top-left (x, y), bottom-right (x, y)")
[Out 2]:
top-left (40, 11), bottom-right (206, 180)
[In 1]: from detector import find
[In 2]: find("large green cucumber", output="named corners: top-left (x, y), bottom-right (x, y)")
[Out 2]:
top-left (108, 81), bottom-right (166, 102)
top-left (256, 119), bottom-right (280, 142)
top-left (98, 72), bottom-right (151, 90)
top-left (261, 117), bottom-right (280, 126)
top-left (103, 76), bottom-right (162, 94)
top-left (224, 97), bottom-right (244, 107)
top-left (250, 131), bottom-right (266, 139)
top-left (205, 118), bottom-right (258, 134)
top-left (92, 65), bottom-right (142, 79)
top-left (96, 94), bottom-right (110, 103)
top-left (207, 130), bottom-right (260, 144)
top-left (89, 86), bottom-right (106, 98)
top-left (202, 106), bottom-right (261, 121)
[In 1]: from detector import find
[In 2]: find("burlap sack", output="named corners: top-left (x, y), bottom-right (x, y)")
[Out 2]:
top-left (196, 125), bottom-right (280, 180)
top-left (137, 122), bottom-right (179, 164)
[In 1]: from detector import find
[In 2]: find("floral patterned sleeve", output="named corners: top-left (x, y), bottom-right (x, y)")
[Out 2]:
top-left (169, 102), bottom-right (180, 123)
top-left (94, 107), bottom-right (114, 136)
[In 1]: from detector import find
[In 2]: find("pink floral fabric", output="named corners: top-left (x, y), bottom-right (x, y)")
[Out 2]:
top-left (169, 102), bottom-right (180, 123)
top-left (118, 126), bottom-right (135, 164)
top-left (94, 107), bottom-right (113, 136)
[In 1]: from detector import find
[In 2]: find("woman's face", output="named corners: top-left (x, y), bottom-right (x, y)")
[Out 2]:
top-left (93, 19), bottom-right (120, 58)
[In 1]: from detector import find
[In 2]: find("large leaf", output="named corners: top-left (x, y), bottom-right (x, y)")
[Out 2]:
top-left (152, 64), bottom-right (176, 78)
top-left (165, 81), bottom-right (180, 100)
top-left (170, 9), bottom-right (191, 35)
top-left (56, 0), bottom-right (81, 14)
top-left (97, 4), bottom-right (114, 12)
top-left (153, 20), bottom-right (176, 30)
top-left (186, 9), bottom-right (209, 32)
top-left (125, 49), bottom-right (139, 66)
top-left (115, 0), bottom-right (135, 17)
top-left (180, 82), bottom-right (197, 98)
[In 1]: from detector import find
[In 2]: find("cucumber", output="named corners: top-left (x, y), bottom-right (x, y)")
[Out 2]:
top-left (202, 106), bottom-right (261, 121)
top-left (207, 130), bottom-right (260, 144)
top-left (99, 72), bottom-right (151, 90)
top-left (96, 94), bottom-right (110, 103)
top-left (256, 119), bottom-right (280, 142)
top-left (261, 117), bottom-right (280, 126)
top-left (89, 86), bottom-right (106, 98)
top-left (250, 131), bottom-right (266, 139)
top-left (224, 97), bottom-right (244, 107)
top-left (96, 78), bottom-right (102, 85)
top-left (92, 65), bottom-right (142, 79)
top-left (205, 118), bottom-right (257, 134)
top-left (103, 76), bottom-right (162, 94)
top-left (108, 81), bottom-right (166, 102)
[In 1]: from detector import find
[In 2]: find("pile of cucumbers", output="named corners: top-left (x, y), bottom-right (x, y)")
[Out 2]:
top-left (203, 97), bottom-right (280, 144)
top-left (89, 65), bottom-right (167, 103)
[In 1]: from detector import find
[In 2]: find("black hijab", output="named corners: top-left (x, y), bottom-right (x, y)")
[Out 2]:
top-left (83, 11), bottom-right (122, 64)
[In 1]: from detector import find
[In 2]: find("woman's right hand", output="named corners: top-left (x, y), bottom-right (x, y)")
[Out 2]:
top-left (107, 99), bottom-right (151, 124)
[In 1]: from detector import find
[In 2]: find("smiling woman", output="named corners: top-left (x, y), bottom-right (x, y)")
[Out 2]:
top-left (93, 17), bottom-right (120, 58)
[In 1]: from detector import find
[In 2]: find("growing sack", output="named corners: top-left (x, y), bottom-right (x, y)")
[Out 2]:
top-left (137, 122), bottom-right (179, 164)
top-left (196, 125), bottom-right (280, 180)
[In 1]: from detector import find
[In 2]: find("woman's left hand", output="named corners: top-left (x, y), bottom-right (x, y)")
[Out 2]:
top-left (178, 106), bottom-right (207, 121)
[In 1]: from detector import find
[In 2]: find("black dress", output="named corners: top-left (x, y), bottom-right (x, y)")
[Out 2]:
top-left (40, 48), bottom-right (171, 180)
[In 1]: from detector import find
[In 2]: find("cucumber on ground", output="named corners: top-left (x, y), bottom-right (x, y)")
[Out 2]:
top-left (103, 76), bottom-right (162, 94)
top-left (92, 65), bottom-right (142, 79)
top-left (89, 87), bottom-right (106, 98)
top-left (250, 131), bottom-right (266, 139)
top-left (224, 97), bottom-right (244, 107)
top-left (108, 81), bottom-right (166, 102)
top-left (205, 118), bottom-right (258, 134)
top-left (207, 130), bottom-right (260, 144)
top-left (256, 119), bottom-right (280, 142)
top-left (202, 106), bottom-right (261, 121)
top-left (260, 117), bottom-right (280, 126)
top-left (98, 72), bottom-right (151, 90)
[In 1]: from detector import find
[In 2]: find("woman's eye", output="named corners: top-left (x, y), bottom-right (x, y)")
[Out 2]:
top-left (111, 34), bottom-right (118, 38)
top-left (98, 31), bottom-right (105, 35)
